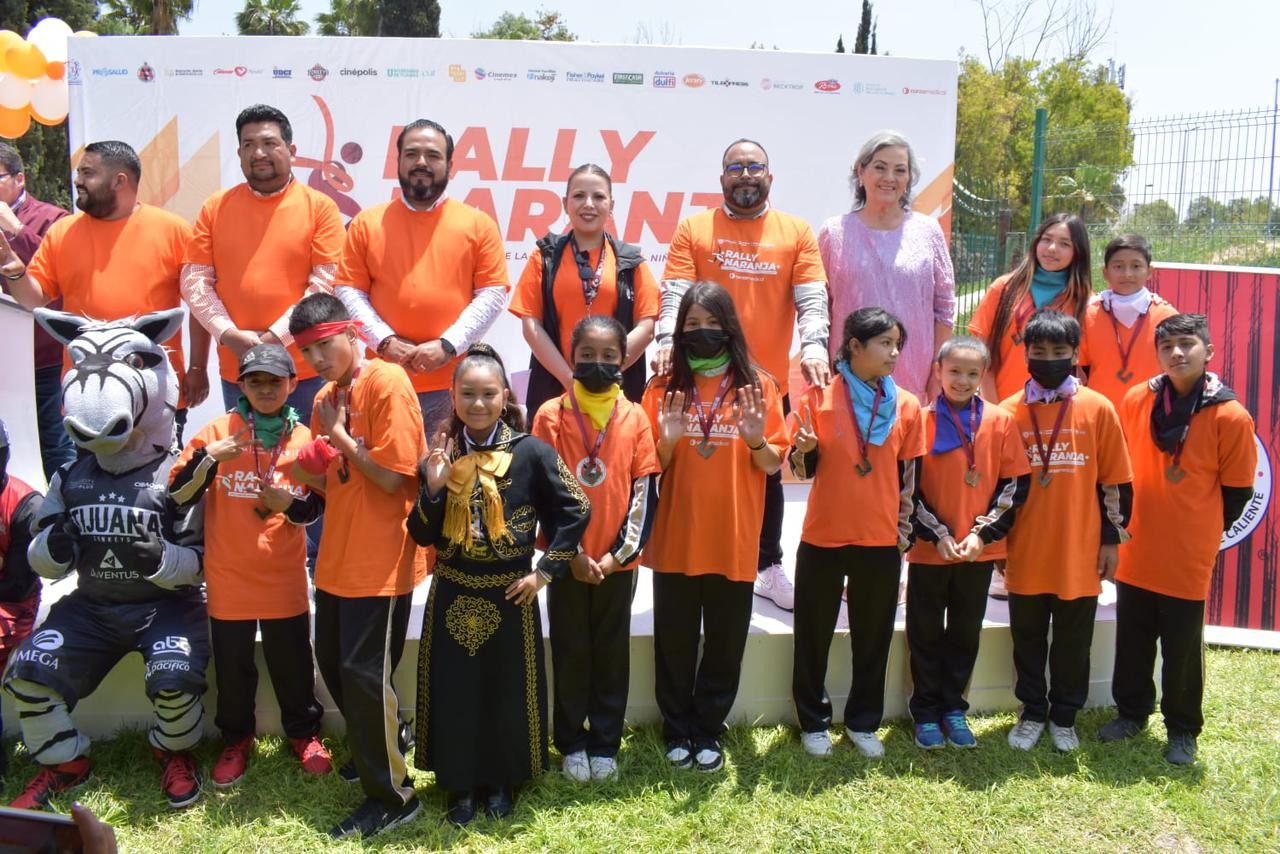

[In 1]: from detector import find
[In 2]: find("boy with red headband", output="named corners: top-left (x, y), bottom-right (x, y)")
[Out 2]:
top-left (288, 294), bottom-right (427, 840)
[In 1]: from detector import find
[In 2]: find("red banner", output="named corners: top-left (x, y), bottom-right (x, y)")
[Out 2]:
top-left (1152, 263), bottom-right (1277, 630)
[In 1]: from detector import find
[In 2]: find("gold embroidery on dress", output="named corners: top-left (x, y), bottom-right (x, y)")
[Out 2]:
top-left (445, 595), bottom-right (502, 656)
top-left (436, 563), bottom-right (523, 589)
top-left (556, 455), bottom-right (591, 515)
top-left (413, 580), bottom-right (437, 769)
top-left (522, 601), bottom-right (542, 776)
top-left (507, 504), bottom-right (536, 534)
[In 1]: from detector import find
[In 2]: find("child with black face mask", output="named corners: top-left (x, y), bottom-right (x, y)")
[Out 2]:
top-left (1000, 309), bottom-right (1133, 754)
top-left (530, 315), bottom-right (661, 783)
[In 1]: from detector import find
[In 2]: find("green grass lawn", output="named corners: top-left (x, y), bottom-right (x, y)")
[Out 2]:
top-left (6, 647), bottom-right (1278, 852)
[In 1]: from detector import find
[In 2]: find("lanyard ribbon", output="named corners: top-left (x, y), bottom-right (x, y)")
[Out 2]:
top-left (1161, 383), bottom-right (1189, 481)
top-left (1105, 305), bottom-right (1149, 383)
top-left (843, 380), bottom-right (884, 476)
top-left (570, 234), bottom-right (607, 310)
top-left (940, 396), bottom-right (981, 486)
top-left (568, 389), bottom-right (617, 472)
top-left (691, 374), bottom-right (733, 451)
top-left (1026, 397), bottom-right (1071, 486)
top-left (248, 411), bottom-right (288, 518)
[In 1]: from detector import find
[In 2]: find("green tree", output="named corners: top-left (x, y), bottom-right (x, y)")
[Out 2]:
top-left (472, 9), bottom-right (575, 41)
top-left (379, 0), bottom-right (439, 36)
top-left (98, 0), bottom-right (194, 34)
top-left (237, 0), bottom-right (309, 35)
top-left (315, 0), bottom-right (377, 35)
top-left (1124, 199), bottom-right (1178, 230)
top-left (835, 34), bottom-right (845, 53)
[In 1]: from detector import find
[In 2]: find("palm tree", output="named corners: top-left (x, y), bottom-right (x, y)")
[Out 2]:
top-left (315, 0), bottom-right (378, 36)
top-left (237, 0), bottom-right (310, 35)
top-left (99, 0), bottom-right (195, 34)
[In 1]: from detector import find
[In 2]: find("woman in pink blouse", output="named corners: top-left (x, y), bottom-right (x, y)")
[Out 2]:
top-left (819, 131), bottom-right (956, 398)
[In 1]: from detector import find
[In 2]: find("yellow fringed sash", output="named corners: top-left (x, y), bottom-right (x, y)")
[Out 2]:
top-left (564, 380), bottom-right (620, 430)
top-left (442, 450), bottom-right (516, 551)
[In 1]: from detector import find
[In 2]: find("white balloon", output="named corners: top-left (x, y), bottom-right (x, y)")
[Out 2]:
top-left (0, 74), bottom-right (34, 110)
top-left (29, 76), bottom-right (67, 121)
top-left (27, 18), bottom-right (74, 64)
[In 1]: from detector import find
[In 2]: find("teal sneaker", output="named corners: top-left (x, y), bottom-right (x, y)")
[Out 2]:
top-left (942, 712), bottom-right (977, 748)
top-left (914, 722), bottom-right (945, 750)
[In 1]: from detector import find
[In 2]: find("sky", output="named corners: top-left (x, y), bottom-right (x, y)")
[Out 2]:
top-left (181, 0), bottom-right (1280, 120)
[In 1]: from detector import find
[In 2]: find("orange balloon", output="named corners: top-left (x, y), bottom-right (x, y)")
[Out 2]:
top-left (0, 105), bottom-right (32, 139)
top-left (45, 61), bottom-right (65, 81)
top-left (0, 31), bottom-right (22, 74)
top-left (5, 43), bottom-right (48, 80)
top-left (29, 105), bottom-right (64, 127)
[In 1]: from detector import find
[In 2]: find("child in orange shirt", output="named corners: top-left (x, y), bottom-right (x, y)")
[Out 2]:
top-left (1079, 234), bottom-right (1179, 409)
top-left (1000, 309), bottom-right (1133, 753)
top-left (532, 316), bottom-right (661, 783)
top-left (906, 336), bottom-right (1031, 750)
top-left (789, 307), bottom-right (926, 760)
top-left (642, 282), bottom-right (788, 774)
top-left (968, 214), bottom-right (1093, 403)
top-left (288, 294), bottom-right (425, 840)
top-left (169, 344), bottom-right (329, 785)
top-left (1100, 314), bottom-right (1256, 765)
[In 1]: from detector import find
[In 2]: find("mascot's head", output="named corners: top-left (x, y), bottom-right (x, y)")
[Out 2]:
top-left (0, 418), bottom-right (9, 485)
top-left (34, 308), bottom-right (182, 462)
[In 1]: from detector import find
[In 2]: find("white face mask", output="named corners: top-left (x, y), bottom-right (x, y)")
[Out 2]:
top-left (1102, 287), bottom-right (1152, 328)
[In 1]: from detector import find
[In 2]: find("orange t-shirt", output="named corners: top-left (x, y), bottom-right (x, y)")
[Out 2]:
top-left (967, 274), bottom-right (1084, 402)
top-left (186, 181), bottom-right (345, 382)
top-left (795, 378), bottom-right (926, 548)
top-left (1078, 293), bottom-right (1179, 411)
top-left (1117, 382), bottom-right (1257, 600)
top-left (336, 198), bottom-right (510, 393)
top-left (907, 399), bottom-right (1032, 564)
top-left (509, 242), bottom-right (660, 359)
top-left (641, 371), bottom-right (788, 582)
top-left (1000, 386), bottom-right (1133, 599)
top-left (173, 412), bottom-right (313, 620)
top-left (662, 208), bottom-right (827, 395)
top-left (27, 204), bottom-right (193, 400)
top-left (531, 394), bottom-right (661, 561)
top-left (310, 358), bottom-right (427, 597)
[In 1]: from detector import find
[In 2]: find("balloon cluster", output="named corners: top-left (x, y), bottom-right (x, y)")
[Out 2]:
top-left (0, 19), bottom-right (97, 139)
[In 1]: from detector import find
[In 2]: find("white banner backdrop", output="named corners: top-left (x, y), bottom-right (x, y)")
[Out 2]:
top-left (60, 37), bottom-right (956, 436)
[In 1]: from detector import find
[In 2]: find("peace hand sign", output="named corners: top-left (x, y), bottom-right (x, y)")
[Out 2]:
top-left (422, 428), bottom-right (453, 497)
top-left (206, 425), bottom-right (252, 461)
top-left (793, 403), bottom-right (818, 453)
top-left (657, 390), bottom-right (688, 446)
top-left (733, 382), bottom-right (767, 448)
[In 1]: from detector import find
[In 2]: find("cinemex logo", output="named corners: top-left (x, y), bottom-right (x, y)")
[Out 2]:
top-left (652, 71), bottom-right (676, 89)
top-left (137, 62), bottom-right (155, 82)
top-left (340, 67), bottom-right (378, 77)
top-left (527, 68), bottom-right (556, 82)
top-left (1222, 434), bottom-right (1272, 552)
top-left (448, 64), bottom-right (466, 82)
top-left (475, 68), bottom-right (518, 81)
top-left (612, 72), bottom-right (644, 85)
top-left (682, 73), bottom-right (705, 88)
top-left (566, 71), bottom-right (605, 83)
top-left (272, 67), bottom-right (293, 79)
top-left (308, 63), bottom-right (329, 82)
top-left (814, 79), bottom-right (841, 93)
top-left (92, 67), bottom-right (128, 78)
top-left (710, 78), bottom-right (748, 88)
top-left (32, 629), bottom-right (64, 651)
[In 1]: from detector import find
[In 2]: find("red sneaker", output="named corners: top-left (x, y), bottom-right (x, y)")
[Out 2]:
top-left (154, 748), bottom-right (202, 809)
top-left (8, 757), bottom-right (91, 810)
top-left (211, 737), bottom-right (252, 787)
top-left (289, 735), bottom-right (333, 775)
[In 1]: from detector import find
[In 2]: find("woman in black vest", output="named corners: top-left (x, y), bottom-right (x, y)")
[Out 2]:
top-left (509, 164), bottom-right (660, 417)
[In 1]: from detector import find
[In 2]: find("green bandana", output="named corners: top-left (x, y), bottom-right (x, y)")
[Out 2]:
top-left (685, 351), bottom-right (730, 374)
top-left (235, 396), bottom-right (299, 450)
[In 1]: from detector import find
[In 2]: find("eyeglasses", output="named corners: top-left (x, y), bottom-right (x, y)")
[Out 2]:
top-left (723, 162), bottom-right (768, 178)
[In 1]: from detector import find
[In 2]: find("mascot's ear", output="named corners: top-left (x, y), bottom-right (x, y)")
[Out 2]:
top-left (34, 308), bottom-right (92, 346)
top-left (131, 309), bottom-right (185, 346)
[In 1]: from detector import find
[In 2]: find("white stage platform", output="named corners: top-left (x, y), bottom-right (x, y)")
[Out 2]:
top-left (2, 485), bottom-right (1129, 740)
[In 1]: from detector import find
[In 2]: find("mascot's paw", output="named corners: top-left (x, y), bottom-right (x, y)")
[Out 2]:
top-left (43, 515), bottom-right (83, 567)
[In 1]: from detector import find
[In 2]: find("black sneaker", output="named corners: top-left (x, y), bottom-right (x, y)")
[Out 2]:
top-left (665, 739), bottom-right (693, 769)
top-left (1098, 716), bottom-right (1144, 743)
top-left (329, 795), bottom-right (421, 840)
top-left (340, 722), bottom-right (415, 783)
top-left (694, 741), bottom-right (724, 773)
top-left (1165, 732), bottom-right (1198, 766)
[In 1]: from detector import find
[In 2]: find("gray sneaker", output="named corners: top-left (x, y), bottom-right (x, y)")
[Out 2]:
top-left (1048, 722), bottom-right (1080, 752)
top-left (1007, 719), bottom-right (1045, 750)
top-left (1098, 716), bottom-right (1144, 743)
top-left (1165, 732), bottom-right (1198, 765)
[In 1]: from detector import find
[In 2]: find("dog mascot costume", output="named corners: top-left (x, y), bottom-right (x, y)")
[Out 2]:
top-left (4, 308), bottom-right (209, 810)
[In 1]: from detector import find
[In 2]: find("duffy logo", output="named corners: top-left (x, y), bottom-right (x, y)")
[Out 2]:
top-left (1222, 433), bottom-right (1272, 551)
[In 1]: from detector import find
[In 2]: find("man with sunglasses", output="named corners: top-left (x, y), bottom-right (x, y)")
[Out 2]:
top-left (657, 139), bottom-right (830, 612)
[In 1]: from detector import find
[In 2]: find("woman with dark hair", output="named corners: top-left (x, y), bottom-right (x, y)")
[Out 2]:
top-left (967, 213), bottom-right (1093, 402)
top-left (510, 164), bottom-right (660, 416)
top-left (407, 343), bottom-right (591, 827)
top-left (641, 282), bottom-right (788, 774)
top-left (819, 131), bottom-right (957, 398)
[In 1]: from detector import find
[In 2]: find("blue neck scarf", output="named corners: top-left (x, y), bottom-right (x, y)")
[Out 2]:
top-left (1030, 266), bottom-right (1069, 308)
top-left (931, 394), bottom-right (984, 455)
top-left (835, 360), bottom-right (897, 446)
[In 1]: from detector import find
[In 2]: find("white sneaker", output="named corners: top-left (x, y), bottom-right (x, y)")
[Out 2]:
top-left (989, 570), bottom-right (1008, 600)
top-left (1007, 719), bottom-right (1045, 750)
top-left (753, 564), bottom-right (795, 611)
top-left (845, 728), bottom-right (885, 759)
top-left (589, 756), bottom-right (618, 781)
top-left (562, 750), bottom-right (590, 782)
top-left (801, 730), bottom-right (833, 758)
top-left (1048, 722), bottom-right (1080, 752)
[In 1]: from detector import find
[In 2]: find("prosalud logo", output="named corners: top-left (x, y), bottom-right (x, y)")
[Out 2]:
top-left (308, 63), bottom-right (329, 82)
top-left (612, 72), bottom-right (644, 85)
top-left (91, 67), bottom-right (128, 78)
top-left (652, 71), bottom-right (676, 88)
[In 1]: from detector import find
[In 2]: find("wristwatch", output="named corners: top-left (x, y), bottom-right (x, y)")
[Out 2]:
top-left (438, 338), bottom-right (457, 358)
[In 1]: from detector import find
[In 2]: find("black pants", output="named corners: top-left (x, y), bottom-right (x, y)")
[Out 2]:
top-left (549, 569), bottom-right (636, 758)
top-left (1111, 581), bottom-right (1206, 736)
top-left (792, 542), bottom-right (901, 733)
top-left (314, 590), bottom-right (413, 807)
top-left (757, 394), bottom-right (791, 571)
top-left (209, 613), bottom-right (324, 743)
top-left (906, 560), bottom-right (995, 723)
top-left (1007, 592), bottom-right (1097, 726)
top-left (652, 572), bottom-right (753, 748)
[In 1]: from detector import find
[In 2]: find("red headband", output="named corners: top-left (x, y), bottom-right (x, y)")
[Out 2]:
top-left (294, 320), bottom-right (363, 348)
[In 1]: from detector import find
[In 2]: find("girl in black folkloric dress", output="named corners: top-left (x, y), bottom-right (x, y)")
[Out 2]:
top-left (407, 344), bottom-right (591, 827)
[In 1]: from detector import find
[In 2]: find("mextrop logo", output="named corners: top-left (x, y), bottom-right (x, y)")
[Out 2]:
top-left (652, 71), bottom-right (676, 89)
top-left (340, 67), bottom-right (378, 77)
top-left (814, 79), bottom-right (841, 93)
top-left (613, 72), bottom-right (644, 85)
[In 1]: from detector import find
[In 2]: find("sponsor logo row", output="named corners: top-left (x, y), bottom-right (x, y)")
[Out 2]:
top-left (70, 61), bottom-right (947, 97)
